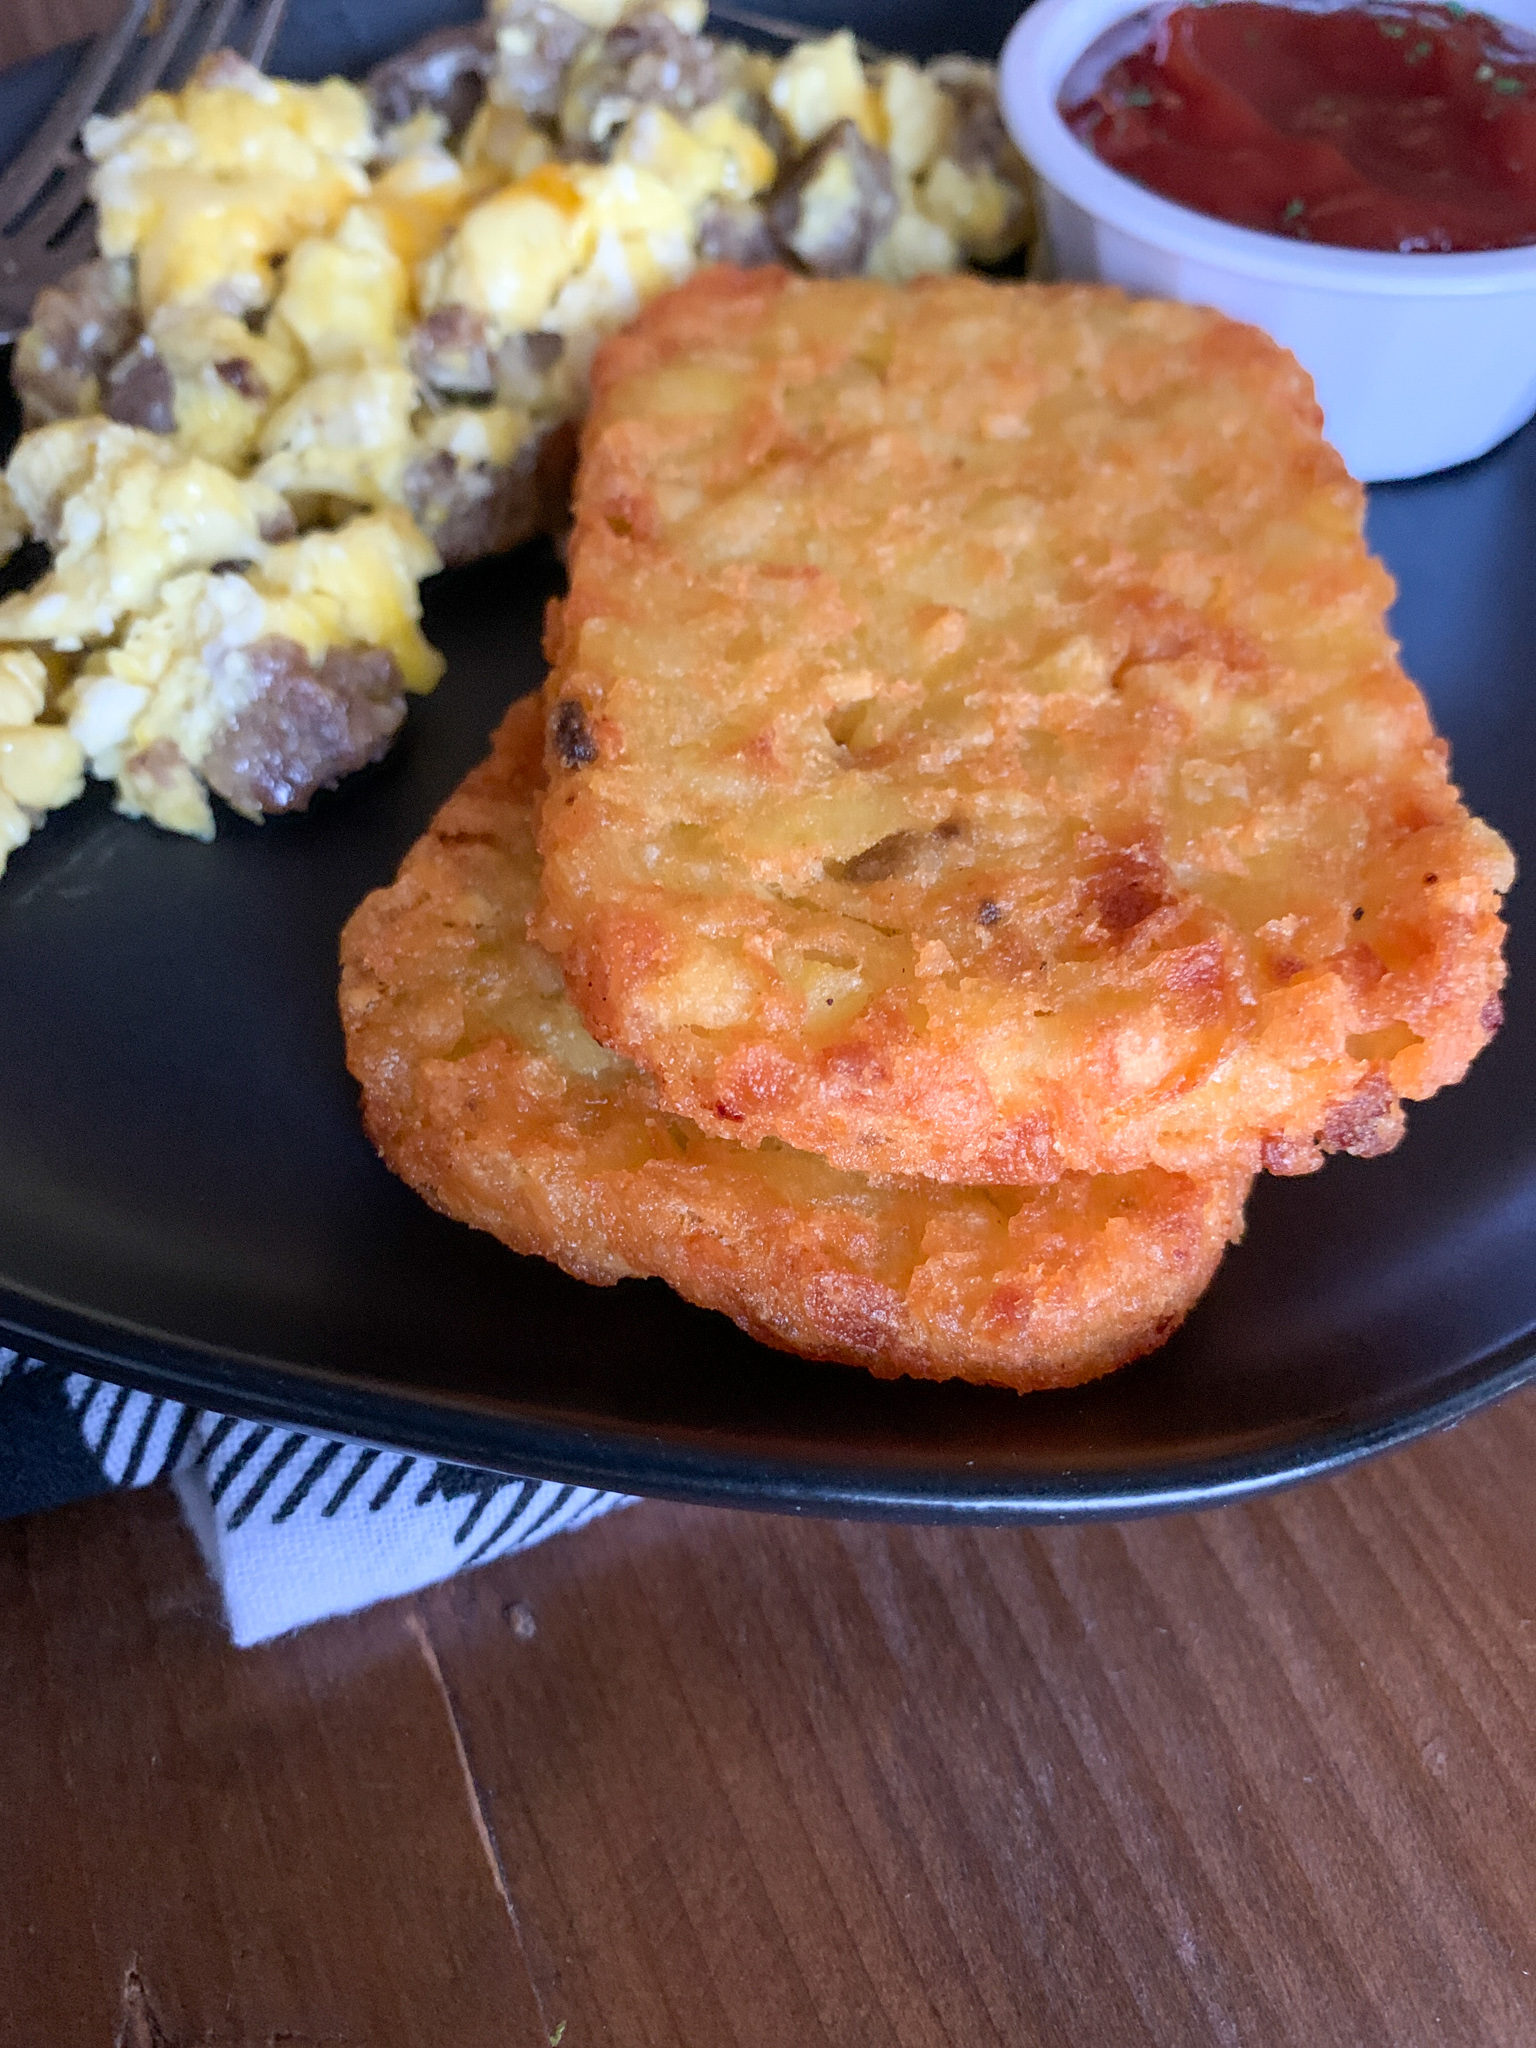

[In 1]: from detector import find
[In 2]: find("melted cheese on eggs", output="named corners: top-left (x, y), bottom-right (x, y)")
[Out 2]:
top-left (86, 57), bottom-right (375, 312)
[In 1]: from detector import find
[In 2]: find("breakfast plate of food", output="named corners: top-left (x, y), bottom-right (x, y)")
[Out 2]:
top-left (0, 0), bottom-right (1530, 1518)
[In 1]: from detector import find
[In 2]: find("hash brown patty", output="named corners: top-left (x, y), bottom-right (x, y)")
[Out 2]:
top-left (339, 696), bottom-right (1251, 1391)
top-left (533, 268), bottom-right (1512, 1185)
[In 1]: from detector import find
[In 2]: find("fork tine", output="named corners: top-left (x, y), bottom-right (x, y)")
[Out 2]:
top-left (3, 0), bottom-right (213, 253)
top-left (12, 161), bottom-right (97, 250)
top-left (200, 0), bottom-right (250, 53)
top-left (103, 0), bottom-right (294, 110)
top-left (706, 4), bottom-right (890, 63)
top-left (107, 0), bottom-right (225, 110)
top-left (33, 206), bottom-right (99, 275)
top-left (707, 4), bottom-right (816, 42)
top-left (244, 0), bottom-right (290, 70)
top-left (0, 0), bottom-right (292, 340)
top-left (0, 0), bottom-right (156, 230)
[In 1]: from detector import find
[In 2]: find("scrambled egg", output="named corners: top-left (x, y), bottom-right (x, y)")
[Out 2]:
top-left (367, 145), bottom-right (503, 264)
top-left (0, 421), bottom-right (287, 647)
top-left (880, 60), bottom-right (949, 180)
top-left (0, 7), bottom-right (1033, 873)
top-left (415, 402), bottom-right (530, 467)
top-left (770, 29), bottom-right (881, 148)
top-left (274, 208), bottom-right (413, 372)
top-left (147, 300), bottom-right (304, 468)
top-left (615, 103), bottom-right (777, 210)
top-left (66, 510), bottom-right (440, 836)
top-left (0, 650), bottom-right (85, 878)
top-left (421, 160), bottom-right (694, 347)
top-left (255, 365), bottom-right (420, 509)
top-left (257, 510), bottom-right (443, 691)
top-left (504, 0), bottom-right (707, 36)
top-left (917, 151), bottom-right (1026, 265)
top-left (0, 480), bottom-right (24, 562)
top-left (86, 55), bottom-right (375, 313)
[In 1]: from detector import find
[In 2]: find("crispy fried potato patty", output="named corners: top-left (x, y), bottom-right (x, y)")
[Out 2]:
top-left (533, 267), bottom-right (1513, 1184)
top-left (339, 697), bottom-right (1250, 1390)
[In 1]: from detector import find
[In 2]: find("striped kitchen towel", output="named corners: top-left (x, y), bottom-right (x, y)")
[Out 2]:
top-left (0, 1350), bottom-right (634, 1646)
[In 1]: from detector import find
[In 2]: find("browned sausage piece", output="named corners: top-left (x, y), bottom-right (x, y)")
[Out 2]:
top-left (403, 418), bottom-right (577, 569)
top-left (364, 22), bottom-right (496, 142)
top-left (765, 121), bottom-right (897, 276)
top-left (202, 638), bottom-right (407, 816)
top-left (697, 199), bottom-right (778, 267)
top-left (409, 304), bottom-right (499, 401)
top-left (102, 336), bottom-right (175, 434)
top-left (492, 0), bottom-right (591, 120)
top-left (928, 56), bottom-right (1020, 176)
top-left (13, 257), bottom-right (141, 428)
top-left (559, 11), bottom-right (721, 153)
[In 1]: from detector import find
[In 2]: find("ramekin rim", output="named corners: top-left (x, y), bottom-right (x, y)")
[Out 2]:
top-left (998, 0), bottom-right (1536, 295)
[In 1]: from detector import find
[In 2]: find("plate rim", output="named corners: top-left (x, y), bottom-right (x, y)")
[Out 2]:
top-left (3, 8), bottom-right (1532, 1528)
top-left (6, 1281), bottom-right (1533, 1521)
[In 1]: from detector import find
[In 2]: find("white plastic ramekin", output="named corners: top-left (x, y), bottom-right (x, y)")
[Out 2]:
top-left (998, 0), bottom-right (1536, 479)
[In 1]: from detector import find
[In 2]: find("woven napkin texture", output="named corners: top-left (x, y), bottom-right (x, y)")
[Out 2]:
top-left (1, 1350), bottom-right (633, 1645)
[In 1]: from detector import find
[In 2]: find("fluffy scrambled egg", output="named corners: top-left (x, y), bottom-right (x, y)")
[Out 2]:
top-left (275, 208), bottom-right (414, 371)
top-left (0, 5), bottom-right (1032, 873)
top-left (0, 420), bottom-right (288, 647)
top-left (255, 365), bottom-right (420, 509)
top-left (146, 301), bottom-right (304, 468)
top-left (420, 159), bottom-right (694, 343)
top-left (0, 481), bottom-right (25, 562)
top-left (770, 28), bottom-right (880, 147)
top-left (0, 651), bottom-right (86, 878)
top-left (65, 510), bottom-right (440, 837)
top-left (86, 54), bottom-right (375, 313)
top-left (615, 103), bottom-right (776, 210)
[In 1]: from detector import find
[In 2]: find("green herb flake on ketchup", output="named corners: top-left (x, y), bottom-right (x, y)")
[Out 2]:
top-left (1059, 1), bottom-right (1536, 251)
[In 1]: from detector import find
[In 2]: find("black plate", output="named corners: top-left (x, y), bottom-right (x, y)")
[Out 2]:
top-left (1, 2), bottom-right (1531, 1519)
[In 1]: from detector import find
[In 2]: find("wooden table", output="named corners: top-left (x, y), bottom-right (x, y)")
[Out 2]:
top-left (5, 1393), bottom-right (1536, 2048)
top-left (4, 9), bottom-right (1535, 2043)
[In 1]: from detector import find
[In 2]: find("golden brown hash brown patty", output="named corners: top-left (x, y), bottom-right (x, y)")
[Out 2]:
top-left (339, 697), bottom-right (1251, 1391)
top-left (532, 268), bottom-right (1513, 1186)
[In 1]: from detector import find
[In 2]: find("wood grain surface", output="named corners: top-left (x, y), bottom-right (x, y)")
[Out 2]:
top-left (6, 1389), bottom-right (1536, 2047)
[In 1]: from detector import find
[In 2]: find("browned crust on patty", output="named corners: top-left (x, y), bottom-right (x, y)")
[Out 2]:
top-left (339, 697), bottom-right (1251, 1391)
top-left (532, 267), bottom-right (1513, 1184)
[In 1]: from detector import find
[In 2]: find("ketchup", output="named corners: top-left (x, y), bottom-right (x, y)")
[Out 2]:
top-left (1060, 2), bottom-right (1536, 251)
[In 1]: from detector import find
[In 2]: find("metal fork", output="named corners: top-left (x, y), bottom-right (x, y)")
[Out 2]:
top-left (0, 0), bottom-right (289, 341)
top-left (707, 4), bottom-right (889, 64)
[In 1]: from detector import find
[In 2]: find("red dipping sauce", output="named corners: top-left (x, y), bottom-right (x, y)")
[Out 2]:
top-left (1060, 1), bottom-right (1536, 251)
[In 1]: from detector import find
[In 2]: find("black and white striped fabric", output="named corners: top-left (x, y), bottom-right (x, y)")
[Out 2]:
top-left (0, 1350), bottom-right (633, 1645)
